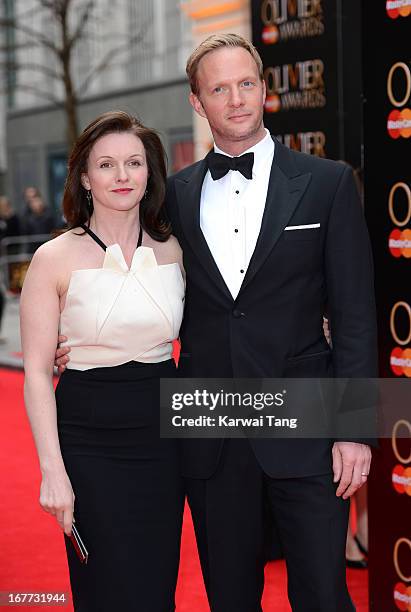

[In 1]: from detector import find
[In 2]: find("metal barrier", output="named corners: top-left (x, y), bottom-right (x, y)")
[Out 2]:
top-left (0, 234), bottom-right (52, 291)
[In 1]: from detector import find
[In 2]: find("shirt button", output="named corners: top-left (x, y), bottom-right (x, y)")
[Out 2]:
top-left (240, 269), bottom-right (244, 274)
top-left (235, 190), bottom-right (240, 194)
top-left (232, 309), bottom-right (245, 318)
top-left (234, 229), bottom-right (239, 233)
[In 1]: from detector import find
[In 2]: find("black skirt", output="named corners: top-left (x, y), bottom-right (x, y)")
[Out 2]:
top-left (56, 360), bottom-right (184, 612)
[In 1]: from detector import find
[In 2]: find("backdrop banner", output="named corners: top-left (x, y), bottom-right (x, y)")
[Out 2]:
top-left (363, 2), bottom-right (411, 611)
top-left (251, 0), bottom-right (362, 166)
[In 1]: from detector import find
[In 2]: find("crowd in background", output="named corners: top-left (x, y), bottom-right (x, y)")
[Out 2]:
top-left (0, 186), bottom-right (56, 247)
top-left (0, 186), bottom-right (59, 339)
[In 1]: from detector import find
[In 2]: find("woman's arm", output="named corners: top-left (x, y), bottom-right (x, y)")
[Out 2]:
top-left (20, 244), bottom-right (74, 535)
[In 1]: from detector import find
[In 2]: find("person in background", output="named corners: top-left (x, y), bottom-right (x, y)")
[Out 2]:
top-left (22, 186), bottom-right (40, 209)
top-left (0, 196), bottom-right (21, 339)
top-left (0, 196), bottom-right (21, 242)
top-left (22, 195), bottom-right (55, 236)
top-left (21, 195), bottom-right (55, 252)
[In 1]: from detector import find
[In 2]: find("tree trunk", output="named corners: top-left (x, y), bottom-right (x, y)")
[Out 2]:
top-left (64, 77), bottom-right (79, 152)
top-left (59, 1), bottom-right (79, 152)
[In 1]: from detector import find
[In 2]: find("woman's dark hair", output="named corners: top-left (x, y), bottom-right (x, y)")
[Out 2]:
top-left (63, 110), bottom-right (171, 241)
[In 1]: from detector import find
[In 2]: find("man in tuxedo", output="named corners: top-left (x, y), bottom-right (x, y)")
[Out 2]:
top-left (166, 34), bottom-right (377, 611)
top-left (56, 34), bottom-right (377, 611)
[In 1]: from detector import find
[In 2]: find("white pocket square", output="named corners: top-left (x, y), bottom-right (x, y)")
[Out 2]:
top-left (284, 223), bottom-right (320, 231)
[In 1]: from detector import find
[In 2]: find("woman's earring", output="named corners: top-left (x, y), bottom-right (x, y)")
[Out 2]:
top-left (86, 190), bottom-right (93, 212)
top-left (143, 188), bottom-right (148, 200)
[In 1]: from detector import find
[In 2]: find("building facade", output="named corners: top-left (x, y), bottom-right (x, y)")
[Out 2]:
top-left (5, 0), bottom-right (194, 214)
top-left (5, 0), bottom-right (253, 214)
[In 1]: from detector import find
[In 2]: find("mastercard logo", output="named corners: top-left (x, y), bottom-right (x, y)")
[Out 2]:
top-left (392, 465), bottom-right (411, 494)
top-left (388, 109), bottom-right (411, 138)
top-left (389, 229), bottom-right (411, 257)
top-left (262, 25), bottom-right (279, 44)
top-left (387, 0), bottom-right (411, 18)
top-left (394, 582), bottom-right (411, 611)
top-left (390, 347), bottom-right (411, 376)
top-left (265, 95), bottom-right (281, 113)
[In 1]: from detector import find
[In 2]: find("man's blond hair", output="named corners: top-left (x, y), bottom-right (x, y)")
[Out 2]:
top-left (186, 33), bottom-right (264, 95)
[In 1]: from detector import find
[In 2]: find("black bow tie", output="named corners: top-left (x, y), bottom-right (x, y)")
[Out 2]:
top-left (207, 151), bottom-right (254, 181)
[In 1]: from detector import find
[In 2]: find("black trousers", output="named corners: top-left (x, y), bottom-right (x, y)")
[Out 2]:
top-left (56, 360), bottom-right (184, 612)
top-left (186, 439), bottom-right (354, 612)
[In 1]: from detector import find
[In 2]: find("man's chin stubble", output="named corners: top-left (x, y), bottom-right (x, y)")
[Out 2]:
top-left (216, 121), bottom-right (264, 143)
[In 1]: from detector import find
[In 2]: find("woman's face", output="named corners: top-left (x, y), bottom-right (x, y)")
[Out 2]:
top-left (82, 132), bottom-right (148, 213)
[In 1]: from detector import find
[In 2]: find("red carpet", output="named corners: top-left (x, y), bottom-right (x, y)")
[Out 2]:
top-left (0, 369), bottom-right (368, 610)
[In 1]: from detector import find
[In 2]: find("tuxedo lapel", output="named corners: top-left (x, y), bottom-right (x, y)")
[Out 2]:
top-left (240, 140), bottom-right (311, 294)
top-left (175, 158), bottom-right (233, 301)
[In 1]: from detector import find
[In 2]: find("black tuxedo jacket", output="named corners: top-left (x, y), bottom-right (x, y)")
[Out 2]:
top-left (166, 138), bottom-right (378, 479)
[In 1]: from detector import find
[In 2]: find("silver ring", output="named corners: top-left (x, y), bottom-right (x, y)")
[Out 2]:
top-left (361, 472), bottom-right (369, 476)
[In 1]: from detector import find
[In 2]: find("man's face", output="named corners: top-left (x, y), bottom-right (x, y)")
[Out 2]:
top-left (190, 46), bottom-right (266, 148)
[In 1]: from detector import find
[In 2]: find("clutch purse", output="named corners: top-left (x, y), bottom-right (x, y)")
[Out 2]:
top-left (67, 520), bottom-right (88, 564)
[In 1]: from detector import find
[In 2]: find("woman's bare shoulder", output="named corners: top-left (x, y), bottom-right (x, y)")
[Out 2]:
top-left (163, 234), bottom-right (182, 258)
top-left (28, 229), bottom-right (88, 274)
top-left (145, 234), bottom-right (181, 261)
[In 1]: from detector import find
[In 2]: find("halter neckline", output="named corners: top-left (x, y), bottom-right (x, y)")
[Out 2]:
top-left (80, 223), bottom-right (143, 252)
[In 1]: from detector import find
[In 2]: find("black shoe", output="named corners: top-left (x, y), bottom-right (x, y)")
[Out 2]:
top-left (346, 557), bottom-right (368, 570)
top-left (354, 535), bottom-right (368, 556)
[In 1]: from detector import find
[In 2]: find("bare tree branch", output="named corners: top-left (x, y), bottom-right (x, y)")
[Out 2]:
top-left (75, 23), bottom-right (150, 95)
top-left (0, 18), bottom-right (61, 56)
top-left (0, 42), bottom-right (35, 53)
top-left (0, 61), bottom-right (63, 82)
top-left (13, 4), bottom-right (48, 23)
top-left (2, 0), bottom-right (154, 149)
top-left (38, 0), bottom-right (71, 15)
top-left (68, 0), bottom-right (96, 50)
top-left (1, 82), bottom-right (61, 105)
top-left (37, 0), bottom-right (58, 13)
top-left (38, 0), bottom-right (60, 10)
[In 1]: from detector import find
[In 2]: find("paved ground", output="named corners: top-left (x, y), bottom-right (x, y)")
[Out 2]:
top-left (0, 292), bottom-right (23, 370)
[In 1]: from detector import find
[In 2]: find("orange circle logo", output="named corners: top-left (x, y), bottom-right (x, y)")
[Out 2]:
top-left (387, 0), bottom-right (411, 19)
top-left (392, 465), bottom-right (411, 494)
top-left (388, 109), bottom-right (411, 138)
top-left (265, 95), bottom-right (281, 113)
top-left (262, 25), bottom-right (279, 45)
top-left (389, 229), bottom-right (411, 257)
top-left (392, 420), bottom-right (411, 464)
top-left (394, 539), bottom-right (411, 584)
top-left (387, 62), bottom-right (411, 107)
top-left (390, 348), bottom-right (411, 376)
top-left (388, 182), bottom-right (411, 227)
top-left (390, 302), bottom-right (411, 346)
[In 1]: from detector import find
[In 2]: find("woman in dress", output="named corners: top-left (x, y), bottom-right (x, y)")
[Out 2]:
top-left (20, 111), bottom-right (185, 611)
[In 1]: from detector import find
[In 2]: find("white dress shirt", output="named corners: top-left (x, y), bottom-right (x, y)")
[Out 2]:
top-left (200, 128), bottom-right (275, 299)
